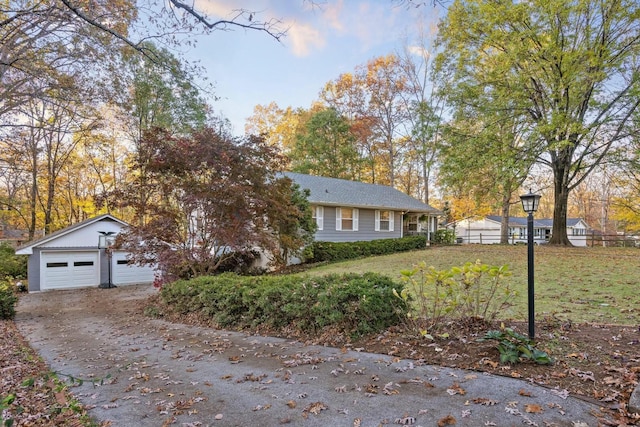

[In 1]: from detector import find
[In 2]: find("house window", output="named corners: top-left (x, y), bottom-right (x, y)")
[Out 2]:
top-left (336, 208), bottom-right (358, 231)
top-left (312, 206), bottom-right (324, 230)
top-left (375, 210), bottom-right (394, 232)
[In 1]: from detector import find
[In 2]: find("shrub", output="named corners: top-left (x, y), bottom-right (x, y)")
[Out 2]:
top-left (0, 280), bottom-right (18, 320)
top-left (312, 273), bottom-right (408, 338)
top-left (157, 272), bottom-right (408, 339)
top-left (0, 243), bottom-right (27, 279)
top-left (307, 235), bottom-right (427, 263)
top-left (395, 260), bottom-right (516, 334)
top-left (431, 229), bottom-right (456, 244)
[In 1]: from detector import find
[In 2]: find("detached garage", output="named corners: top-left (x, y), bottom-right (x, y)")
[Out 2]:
top-left (16, 214), bottom-right (156, 292)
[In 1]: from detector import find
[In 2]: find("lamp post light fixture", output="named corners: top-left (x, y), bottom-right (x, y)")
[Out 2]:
top-left (98, 231), bottom-right (116, 289)
top-left (520, 189), bottom-right (541, 340)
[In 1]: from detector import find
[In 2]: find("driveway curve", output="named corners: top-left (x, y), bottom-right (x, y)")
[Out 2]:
top-left (16, 284), bottom-right (604, 426)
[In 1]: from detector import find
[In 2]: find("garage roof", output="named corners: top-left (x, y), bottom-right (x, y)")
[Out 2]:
top-left (15, 214), bottom-right (128, 255)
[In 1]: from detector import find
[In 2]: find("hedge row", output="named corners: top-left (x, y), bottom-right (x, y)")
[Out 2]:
top-left (306, 235), bottom-right (427, 263)
top-left (159, 272), bottom-right (408, 339)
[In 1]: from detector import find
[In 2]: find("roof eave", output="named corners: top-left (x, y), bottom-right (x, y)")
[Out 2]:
top-left (14, 214), bottom-right (128, 255)
top-left (310, 201), bottom-right (441, 214)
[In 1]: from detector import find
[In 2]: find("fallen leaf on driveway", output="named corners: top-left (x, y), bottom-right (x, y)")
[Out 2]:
top-left (472, 398), bottom-right (498, 406)
top-left (302, 401), bottom-right (328, 416)
top-left (437, 414), bottom-right (456, 426)
top-left (524, 403), bottom-right (543, 413)
top-left (446, 382), bottom-right (466, 395)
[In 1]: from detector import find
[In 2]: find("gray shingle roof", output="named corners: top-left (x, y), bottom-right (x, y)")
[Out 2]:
top-left (284, 172), bottom-right (442, 214)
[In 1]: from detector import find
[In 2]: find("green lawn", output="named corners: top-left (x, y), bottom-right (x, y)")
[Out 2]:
top-left (303, 245), bottom-right (640, 325)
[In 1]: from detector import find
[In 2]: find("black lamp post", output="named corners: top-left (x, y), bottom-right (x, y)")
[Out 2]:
top-left (520, 189), bottom-right (541, 340)
top-left (98, 231), bottom-right (116, 289)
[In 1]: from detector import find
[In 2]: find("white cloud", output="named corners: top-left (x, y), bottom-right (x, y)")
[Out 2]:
top-left (195, 0), bottom-right (326, 57)
top-left (194, 0), bottom-right (279, 23)
top-left (322, 0), bottom-right (345, 32)
top-left (194, 0), bottom-right (251, 19)
top-left (408, 45), bottom-right (430, 59)
top-left (286, 21), bottom-right (326, 57)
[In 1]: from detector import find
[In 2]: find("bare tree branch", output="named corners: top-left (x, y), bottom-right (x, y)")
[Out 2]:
top-left (395, 0), bottom-right (448, 8)
top-left (169, 1), bottom-right (287, 41)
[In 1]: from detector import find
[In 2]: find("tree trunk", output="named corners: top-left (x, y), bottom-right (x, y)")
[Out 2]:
top-left (548, 156), bottom-right (572, 245)
top-left (500, 194), bottom-right (511, 244)
top-left (44, 171), bottom-right (55, 235)
top-left (29, 152), bottom-right (38, 241)
top-left (422, 158), bottom-right (430, 205)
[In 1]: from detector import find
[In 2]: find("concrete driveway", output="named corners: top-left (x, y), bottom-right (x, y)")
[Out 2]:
top-left (15, 284), bottom-right (604, 426)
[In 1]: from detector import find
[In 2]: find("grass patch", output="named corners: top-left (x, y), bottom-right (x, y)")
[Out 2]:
top-left (302, 245), bottom-right (640, 325)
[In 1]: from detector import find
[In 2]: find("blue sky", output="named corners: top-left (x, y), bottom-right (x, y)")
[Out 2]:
top-left (182, 1), bottom-right (442, 134)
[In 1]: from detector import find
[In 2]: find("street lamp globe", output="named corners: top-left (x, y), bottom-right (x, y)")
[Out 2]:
top-left (520, 189), bottom-right (541, 214)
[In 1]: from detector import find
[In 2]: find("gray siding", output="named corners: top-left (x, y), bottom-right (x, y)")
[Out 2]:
top-left (314, 206), bottom-right (402, 242)
top-left (27, 249), bottom-right (41, 292)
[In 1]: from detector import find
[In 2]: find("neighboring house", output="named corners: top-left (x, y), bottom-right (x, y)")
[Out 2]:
top-left (453, 215), bottom-right (589, 246)
top-left (15, 214), bottom-right (156, 292)
top-left (0, 223), bottom-right (41, 248)
top-left (285, 172), bottom-right (442, 242)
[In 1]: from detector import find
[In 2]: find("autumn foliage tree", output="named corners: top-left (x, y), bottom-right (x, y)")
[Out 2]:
top-left (290, 108), bottom-right (363, 180)
top-left (108, 127), bottom-right (314, 280)
top-left (322, 55), bottom-right (412, 187)
top-left (435, 0), bottom-right (640, 245)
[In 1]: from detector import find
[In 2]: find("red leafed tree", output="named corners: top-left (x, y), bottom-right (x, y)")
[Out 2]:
top-left (109, 127), bottom-right (314, 280)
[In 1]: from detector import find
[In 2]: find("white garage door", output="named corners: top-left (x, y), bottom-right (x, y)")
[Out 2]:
top-left (111, 252), bottom-right (156, 285)
top-left (41, 251), bottom-right (99, 290)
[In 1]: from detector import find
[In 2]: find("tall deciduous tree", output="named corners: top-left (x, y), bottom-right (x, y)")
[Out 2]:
top-left (397, 29), bottom-right (444, 204)
top-left (122, 42), bottom-right (210, 139)
top-left (322, 55), bottom-right (412, 187)
top-left (0, 1), bottom-right (133, 127)
top-left (112, 127), bottom-right (314, 279)
top-left (435, 0), bottom-right (640, 245)
top-left (290, 108), bottom-right (363, 180)
top-left (1, 77), bottom-right (101, 238)
top-left (245, 102), bottom-right (315, 153)
top-left (440, 112), bottom-right (534, 243)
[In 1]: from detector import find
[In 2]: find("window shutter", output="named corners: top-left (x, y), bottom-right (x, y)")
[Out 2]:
top-left (375, 210), bottom-right (380, 231)
top-left (317, 206), bottom-right (324, 230)
top-left (389, 211), bottom-right (394, 232)
top-left (336, 208), bottom-right (342, 231)
top-left (353, 209), bottom-right (359, 231)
